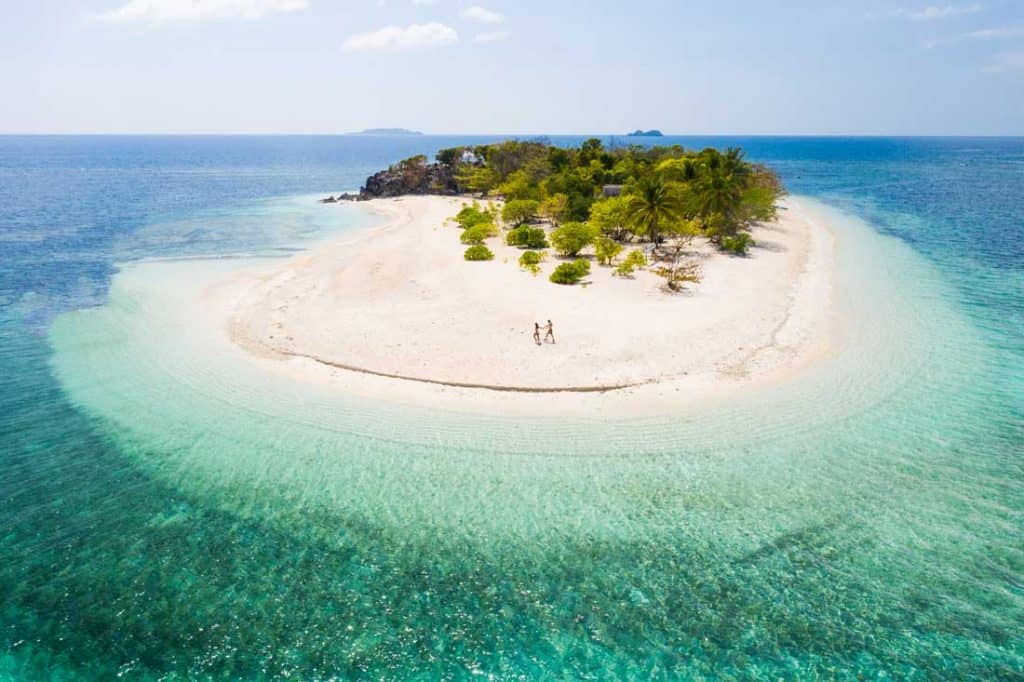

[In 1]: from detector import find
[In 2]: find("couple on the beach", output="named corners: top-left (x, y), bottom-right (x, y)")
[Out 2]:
top-left (533, 320), bottom-right (555, 346)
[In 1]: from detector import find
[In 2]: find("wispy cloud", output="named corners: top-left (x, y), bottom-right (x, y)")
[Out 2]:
top-left (342, 22), bottom-right (458, 51)
top-left (463, 5), bottom-right (504, 23)
top-left (981, 52), bottom-right (1024, 72)
top-left (966, 26), bottom-right (1024, 39)
top-left (924, 25), bottom-right (1024, 47)
top-left (411, 0), bottom-right (436, 5)
top-left (905, 3), bottom-right (984, 20)
top-left (98, 0), bottom-right (309, 24)
top-left (473, 30), bottom-right (509, 43)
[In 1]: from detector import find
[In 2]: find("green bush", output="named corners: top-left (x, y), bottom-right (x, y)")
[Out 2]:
top-left (614, 249), bottom-right (648, 277)
top-left (549, 221), bottom-right (598, 257)
top-left (454, 202), bottom-right (494, 229)
top-left (461, 221), bottom-right (497, 245)
top-left (594, 236), bottom-right (624, 266)
top-left (720, 233), bottom-right (754, 255)
top-left (519, 250), bottom-right (543, 274)
top-left (549, 259), bottom-right (591, 285)
top-left (507, 226), bottom-right (549, 249)
top-left (464, 245), bottom-right (494, 261)
top-left (501, 199), bottom-right (540, 227)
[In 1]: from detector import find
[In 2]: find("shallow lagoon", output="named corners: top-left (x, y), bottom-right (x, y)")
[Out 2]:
top-left (2, 136), bottom-right (1022, 679)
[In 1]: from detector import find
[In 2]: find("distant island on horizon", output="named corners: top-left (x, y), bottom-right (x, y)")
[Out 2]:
top-left (627, 130), bottom-right (664, 137)
top-left (348, 128), bottom-right (423, 136)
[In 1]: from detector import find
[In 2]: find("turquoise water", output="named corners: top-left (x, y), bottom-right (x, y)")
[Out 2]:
top-left (1, 136), bottom-right (1022, 679)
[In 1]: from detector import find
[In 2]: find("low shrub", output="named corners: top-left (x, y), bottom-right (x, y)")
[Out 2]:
top-left (506, 226), bottom-right (549, 249)
top-left (461, 221), bottom-right (497, 245)
top-left (614, 249), bottom-right (648, 277)
top-left (720, 233), bottom-right (754, 255)
top-left (519, 250), bottom-right (543, 274)
top-left (464, 244), bottom-right (494, 261)
top-left (655, 260), bottom-right (703, 291)
top-left (549, 259), bottom-right (591, 285)
top-left (454, 202), bottom-right (494, 229)
top-left (594, 236), bottom-right (624, 266)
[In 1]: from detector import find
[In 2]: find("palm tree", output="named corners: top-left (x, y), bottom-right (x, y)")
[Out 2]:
top-left (622, 175), bottom-right (685, 245)
top-left (694, 149), bottom-right (746, 238)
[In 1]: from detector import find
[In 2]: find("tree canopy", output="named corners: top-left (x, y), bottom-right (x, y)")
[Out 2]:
top-left (433, 138), bottom-right (785, 245)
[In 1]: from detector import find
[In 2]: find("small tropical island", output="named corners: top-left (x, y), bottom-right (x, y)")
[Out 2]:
top-left (347, 128), bottom-right (423, 136)
top-left (214, 138), bottom-right (834, 413)
top-left (627, 129), bottom-right (664, 137)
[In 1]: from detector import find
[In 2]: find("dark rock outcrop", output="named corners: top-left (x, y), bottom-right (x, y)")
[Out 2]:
top-left (359, 158), bottom-right (458, 199)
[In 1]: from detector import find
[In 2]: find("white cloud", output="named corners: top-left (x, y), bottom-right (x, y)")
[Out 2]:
top-left (966, 26), bottom-right (1024, 39)
top-left (908, 3), bottom-right (983, 20)
top-left (463, 5), bottom-right (504, 23)
top-left (342, 22), bottom-right (458, 51)
top-left (473, 30), bottom-right (509, 43)
top-left (981, 52), bottom-right (1024, 73)
top-left (411, 0), bottom-right (436, 4)
top-left (98, 0), bottom-right (309, 23)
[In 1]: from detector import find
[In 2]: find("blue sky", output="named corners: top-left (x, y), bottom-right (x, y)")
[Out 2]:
top-left (2, 0), bottom-right (1022, 134)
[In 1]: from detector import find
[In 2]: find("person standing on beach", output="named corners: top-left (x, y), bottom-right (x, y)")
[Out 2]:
top-left (544, 320), bottom-right (555, 344)
top-left (533, 322), bottom-right (542, 346)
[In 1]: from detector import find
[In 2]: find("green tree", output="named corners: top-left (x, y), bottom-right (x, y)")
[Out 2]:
top-left (656, 219), bottom-right (703, 289)
top-left (588, 196), bottom-right (630, 240)
top-left (497, 170), bottom-right (542, 201)
top-left (501, 199), bottom-right (540, 227)
top-left (457, 165), bottom-right (499, 195)
top-left (539, 193), bottom-right (570, 226)
top-left (623, 175), bottom-right (686, 244)
top-left (549, 221), bottom-right (598, 257)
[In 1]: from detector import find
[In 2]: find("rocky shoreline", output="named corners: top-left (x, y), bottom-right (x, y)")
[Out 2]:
top-left (320, 155), bottom-right (459, 203)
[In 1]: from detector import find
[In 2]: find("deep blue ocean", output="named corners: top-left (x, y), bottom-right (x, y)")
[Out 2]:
top-left (1, 136), bottom-right (1021, 680)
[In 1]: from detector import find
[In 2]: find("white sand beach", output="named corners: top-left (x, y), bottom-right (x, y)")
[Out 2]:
top-left (204, 195), bottom-right (838, 416)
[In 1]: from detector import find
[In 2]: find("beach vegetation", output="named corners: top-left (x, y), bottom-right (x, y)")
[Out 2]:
top-left (589, 196), bottom-right (630, 240)
top-left (655, 260), bottom-right (703, 291)
top-left (594, 236), bottom-right (624, 266)
top-left (623, 176), bottom-right (686, 244)
top-left (460, 222), bottom-right (497, 245)
top-left (501, 199), bottom-right (540, 227)
top-left (720, 233), bottom-right (755, 255)
top-left (454, 202), bottom-right (494, 229)
top-left (519, 250), bottom-right (544, 274)
top-left (549, 259), bottom-right (591, 285)
top-left (614, 249), bottom-right (648, 277)
top-left (463, 244), bottom-right (494, 261)
top-left (506, 226), bottom-right (549, 249)
top-left (550, 222), bottom-right (598, 257)
top-left (424, 139), bottom-right (785, 287)
top-left (498, 171), bottom-right (543, 201)
top-left (539, 193), bottom-right (570, 225)
top-left (456, 164), bottom-right (499, 195)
